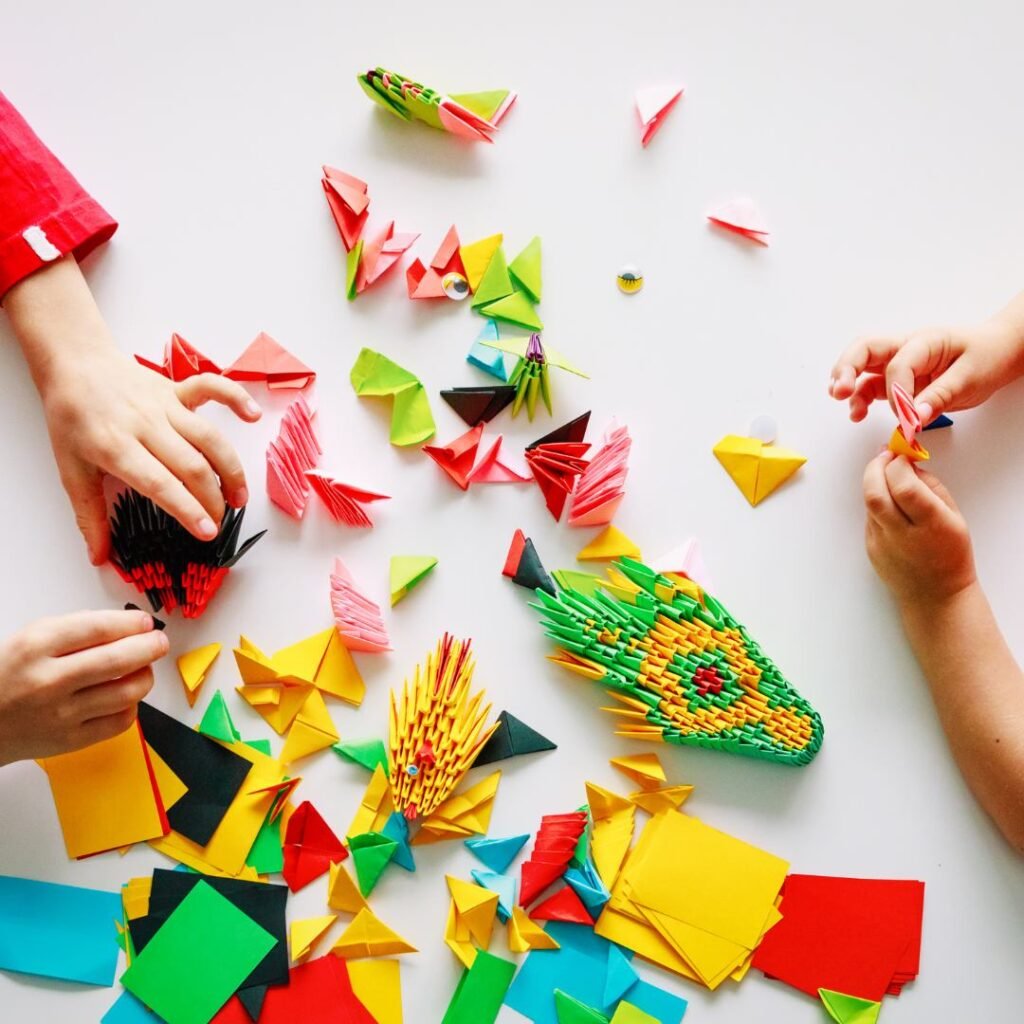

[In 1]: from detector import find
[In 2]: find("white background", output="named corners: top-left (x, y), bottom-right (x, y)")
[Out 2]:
top-left (0, 1), bottom-right (1022, 1021)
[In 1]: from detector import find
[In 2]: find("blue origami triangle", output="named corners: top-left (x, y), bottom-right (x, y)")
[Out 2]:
top-left (923, 412), bottom-right (954, 431)
top-left (465, 833), bottom-right (530, 874)
top-left (381, 811), bottom-right (416, 872)
top-left (565, 859), bottom-right (610, 918)
top-left (467, 320), bottom-right (509, 381)
top-left (603, 942), bottom-right (639, 1006)
top-left (470, 868), bottom-right (516, 922)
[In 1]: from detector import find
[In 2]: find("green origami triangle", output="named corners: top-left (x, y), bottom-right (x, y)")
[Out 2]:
top-left (532, 557), bottom-right (824, 766)
top-left (449, 90), bottom-right (512, 122)
top-left (197, 690), bottom-right (240, 744)
top-left (554, 990), bottom-right (609, 1024)
top-left (818, 989), bottom-right (882, 1024)
top-left (508, 236), bottom-right (542, 302)
top-left (479, 290), bottom-right (543, 331)
top-left (471, 246), bottom-right (514, 309)
top-left (349, 831), bottom-right (399, 896)
top-left (346, 240), bottom-right (363, 300)
top-left (333, 737), bottom-right (390, 776)
top-left (390, 555), bottom-right (438, 605)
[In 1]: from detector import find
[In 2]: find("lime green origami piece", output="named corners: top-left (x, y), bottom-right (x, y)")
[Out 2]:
top-left (358, 67), bottom-right (516, 143)
top-left (531, 558), bottom-right (823, 766)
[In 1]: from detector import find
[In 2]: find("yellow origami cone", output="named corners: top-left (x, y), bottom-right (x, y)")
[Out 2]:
top-left (327, 861), bottom-right (368, 914)
top-left (508, 905), bottom-right (560, 954)
top-left (609, 753), bottom-right (666, 791)
top-left (888, 426), bottom-right (929, 462)
top-left (459, 234), bottom-right (503, 291)
top-left (331, 907), bottom-right (417, 958)
top-left (280, 689), bottom-right (340, 764)
top-left (577, 526), bottom-right (642, 562)
top-left (629, 785), bottom-right (694, 814)
top-left (290, 914), bottom-right (337, 962)
top-left (177, 643), bottom-right (222, 707)
top-left (754, 445), bottom-right (807, 504)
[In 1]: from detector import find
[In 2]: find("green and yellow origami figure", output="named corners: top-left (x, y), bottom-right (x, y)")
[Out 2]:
top-left (357, 66), bottom-right (516, 143)
top-left (531, 558), bottom-right (823, 765)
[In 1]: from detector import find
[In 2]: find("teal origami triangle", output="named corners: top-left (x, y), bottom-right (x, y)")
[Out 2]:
top-left (465, 833), bottom-right (530, 874)
top-left (332, 737), bottom-right (389, 776)
top-left (470, 868), bottom-right (516, 922)
top-left (349, 831), bottom-right (398, 896)
top-left (381, 811), bottom-right (416, 872)
top-left (467, 320), bottom-right (509, 380)
top-left (197, 690), bottom-right (240, 744)
top-left (603, 943), bottom-right (639, 1005)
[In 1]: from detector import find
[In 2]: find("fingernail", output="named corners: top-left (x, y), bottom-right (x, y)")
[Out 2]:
top-left (231, 486), bottom-right (249, 507)
top-left (155, 632), bottom-right (170, 654)
top-left (245, 399), bottom-right (261, 418)
top-left (197, 516), bottom-right (218, 539)
top-left (918, 401), bottom-right (933, 423)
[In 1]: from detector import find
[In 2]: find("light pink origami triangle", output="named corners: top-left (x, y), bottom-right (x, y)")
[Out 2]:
top-left (635, 84), bottom-right (684, 146)
top-left (653, 538), bottom-right (713, 591)
top-left (468, 436), bottom-right (532, 484)
top-left (706, 198), bottom-right (770, 245)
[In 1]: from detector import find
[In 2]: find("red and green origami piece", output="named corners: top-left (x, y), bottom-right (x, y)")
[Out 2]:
top-left (531, 557), bottom-right (823, 765)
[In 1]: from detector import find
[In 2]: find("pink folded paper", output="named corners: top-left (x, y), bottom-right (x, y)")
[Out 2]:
top-left (891, 382), bottom-right (922, 443)
top-left (322, 166), bottom-right (370, 252)
top-left (568, 424), bottom-right (631, 526)
top-left (329, 558), bottom-right (391, 653)
top-left (266, 396), bottom-right (322, 519)
top-left (355, 221), bottom-right (420, 294)
top-left (653, 537), bottom-right (713, 591)
top-left (467, 435), bottom-right (532, 485)
top-left (305, 472), bottom-right (390, 528)
top-left (707, 198), bottom-right (770, 246)
top-left (635, 84), bottom-right (684, 147)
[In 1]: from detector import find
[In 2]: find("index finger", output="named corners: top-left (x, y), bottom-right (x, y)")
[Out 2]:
top-left (35, 608), bottom-right (156, 657)
top-left (884, 328), bottom-right (957, 412)
top-left (830, 336), bottom-right (903, 399)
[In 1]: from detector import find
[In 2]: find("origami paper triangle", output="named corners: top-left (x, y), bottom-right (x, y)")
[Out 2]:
top-left (282, 801), bottom-right (348, 892)
top-left (564, 861), bottom-right (611, 918)
top-left (818, 989), bottom-right (882, 1024)
top-left (629, 784), bottom-right (694, 814)
top-left (280, 689), bottom-right (341, 764)
top-left (331, 907), bottom-right (417, 958)
top-left (266, 396), bottom-right (321, 519)
top-left (135, 332), bottom-right (222, 382)
top-left (381, 810), bottom-right (416, 871)
top-left (652, 537), bottom-right (711, 590)
top-left (431, 225), bottom-right (464, 273)
top-left (333, 737), bottom-right (389, 775)
top-left (441, 386), bottom-right (516, 426)
top-left (467, 320), bottom-right (509, 381)
top-left (449, 90), bottom-right (515, 123)
top-left (290, 915), bottom-right (337, 963)
top-left (327, 860), bottom-right (369, 915)
top-left (471, 246), bottom-right (514, 309)
top-left (470, 869), bottom-right (516, 925)
top-left (198, 690), bottom-right (240, 744)
top-left (578, 526), bottom-right (641, 562)
top-left (604, 943), bottom-right (640, 1005)
top-left (890, 381), bottom-right (922, 443)
top-left (479, 290), bottom-right (544, 331)
top-left (508, 904), bottom-right (561, 955)
top-left (554, 990), bottom-right (610, 1024)
top-left (473, 710), bottom-right (557, 766)
top-left (713, 435), bottom-right (806, 505)
top-left (460, 234), bottom-right (503, 291)
top-left (225, 332), bottom-right (316, 388)
top-left (305, 472), bottom-right (389, 527)
top-left (635, 85), bottom-right (684, 146)
top-left (354, 221), bottom-right (420, 295)
top-left (468, 436), bottom-right (531, 485)
top-left (176, 643), bottom-right (221, 707)
top-left (610, 753), bottom-right (667, 791)
top-left (424, 423), bottom-right (485, 490)
top-left (349, 831), bottom-right (399, 896)
top-left (502, 530), bottom-right (556, 596)
top-left (347, 764), bottom-right (394, 838)
top-left (448, 876), bottom-right (500, 945)
top-left (330, 558), bottom-right (391, 654)
top-left (508, 236), bottom-right (542, 303)
top-left (923, 412), bottom-right (953, 431)
top-left (529, 412), bottom-right (591, 448)
top-left (530, 886), bottom-right (595, 925)
top-left (465, 833), bottom-right (530, 874)
top-left (389, 555), bottom-right (438, 606)
top-left (532, 557), bottom-right (824, 764)
top-left (346, 240), bottom-right (363, 300)
top-left (322, 166), bottom-right (369, 251)
top-left (888, 426), bottom-right (929, 462)
top-left (526, 443), bottom-right (591, 520)
top-left (586, 782), bottom-right (635, 886)
top-left (707, 198), bottom-right (770, 245)
top-left (415, 771), bottom-right (502, 844)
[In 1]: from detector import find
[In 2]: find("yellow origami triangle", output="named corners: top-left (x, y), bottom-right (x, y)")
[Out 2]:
top-left (508, 905), bottom-right (560, 954)
top-left (630, 785), bottom-right (694, 815)
top-left (273, 628), bottom-right (333, 684)
top-left (447, 877), bottom-right (500, 944)
top-left (176, 643), bottom-right (221, 707)
top-left (331, 907), bottom-right (417, 958)
top-left (712, 435), bottom-right (761, 504)
top-left (315, 630), bottom-right (366, 707)
top-left (249, 683), bottom-right (314, 736)
top-left (459, 233), bottom-right (503, 291)
top-left (290, 914), bottom-right (337, 962)
top-left (328, 861), bottom-right (369, 914)
top-left (147, 746), bottom-right (188, 813)
top-left (610, 753), bottom-right (666, 791)
top-left (444, 901), bottom-right (478, 969)
top-left (888, 426), bottom-right (929, 462)
top-left (416, 771), bottom-right (500, 840)
top-left (585, 781), bottom-right (634, 820)
top-left (577, 526), bottom-right (642, 562)
top-left (233, 644), bottom-right (279, 686)
top-left (280, 689), bottom-right (339, 764)
top-left (754, 445), bottom-right (807, 504)
top-left (348, 764), bottom-right (395, 838)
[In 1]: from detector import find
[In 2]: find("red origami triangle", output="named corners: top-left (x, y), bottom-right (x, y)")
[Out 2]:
top-left (226, 332), bottom-right (316, 388)
top-left (282, 800), bottom-right (348, 893)
top-left (423, 423), bottom-right (485, 491)
top-left (431, 225), bottom-right (464, 275)
top-left (322, 166), bottom-right (370, 251)
top-left (529, 885), bottom-right (595, 925)
top-left (519, 860), bottom-right (567, 907)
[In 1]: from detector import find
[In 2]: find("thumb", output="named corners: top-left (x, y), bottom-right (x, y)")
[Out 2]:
top-left (915, 362), bottom-right (972, 423)
top-left (63, 465), bottom-right (110, 566)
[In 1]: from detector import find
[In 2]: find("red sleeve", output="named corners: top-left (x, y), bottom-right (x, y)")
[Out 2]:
top-left (0, 90), bottom-right (117, 299)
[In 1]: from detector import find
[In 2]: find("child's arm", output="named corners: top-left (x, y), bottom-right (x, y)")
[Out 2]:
top-left (864, 451), bottom-right (1024, 852)
top-left (0, 90), bottom-right (261, 563)
top-left (830, 292), bottom-right (1024, 423)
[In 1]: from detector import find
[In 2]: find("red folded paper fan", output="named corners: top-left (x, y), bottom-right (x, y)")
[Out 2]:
top-left (306, 472), bottom-right (389, 527)
top-left (525, 413), bottom-right (592, 521)
top-left (519, 810), bottom-right (588, 906)
top-left (109, 490), bottom-right (265, 618)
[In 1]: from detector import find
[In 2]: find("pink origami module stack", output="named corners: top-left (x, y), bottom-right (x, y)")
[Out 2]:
top-left (266, 396), bottom-right (322, 519)
top-left (329, 558), bottom-right (391, 654)
top-left (568, 422), bottom-right (631, 526)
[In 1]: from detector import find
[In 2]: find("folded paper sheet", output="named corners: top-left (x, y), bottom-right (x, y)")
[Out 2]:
top-left (407, 225), bottom-right (467, 298)
top-left (358, 66), bottom-right (516, 143)
top-left (466, 833), bottom-right (530, 874)
top-left (473, 709), bottom-right (557, 766)
top-left (468, 319), bottom-right (510, 380)
top-left (110, 491), bottom-right (265, 618)
top-left (225, 332), bottom-right (315, 390)
top-left (442, 950), bottom-right (516, 1024)
top-left (266, 396), bottom-right (322, 519)
top-left (424, 424), bottom-right (485, 490)
top-left (635, 85), bottom-right (684, 146)
top-left (713, 434), bottom-right (806, 506)
top-left (330, 558), bottom-right (391, 652)
top-left (578, 526), bottom-right (641, 562)
top-left (350, 348), bottom-right (436, 446)
top-left (706, 198), bottom-right (770, 246)
top-left (441, 386), bottom-right (517, 425)
top-left (390, 555), bottom-right (438, 606)
top-left (331, 907), bottom-right (417, 958)
top-left (389, 634), bottom-right (498, 819)
top-left (531, 557), bottom-right (824, 765)
top-left (351, 221), bottom-right (421, 298)
top-left (469, 435), bottom-right (531, 484)
top-left (306, 472), bottom-right (389, 527)
top-left (322, 166), bottom-right (370, 252)
top-left (415, 771), bottom-right (501, 844)
top-left (282, 801), bottom-right (348, 892)
top-left (177, 643), bottom-right (222, 707)
top-left (39, 721), bottom-right (168, 858)
top-left (445, 875), bottom-right (500, 967)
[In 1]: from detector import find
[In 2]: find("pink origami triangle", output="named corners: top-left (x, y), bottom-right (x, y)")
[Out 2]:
top-left (707, 198), bottom-right (770, 245)
top-left (891, 382), bottom-right (922, 443)
top-left (406, 260), bottom-right (447, 299)
top-left (356, 222), bottom-right (420, 293)
top-left (635, 84), bottom-right (684, 147)
top-left (322, 166), bottom-right (370, 251)
top-left (468, 436), bottom-right (532, 484)
top-left (225, 332), bottom-right (316, 389)
top-left (305, 472), bottom-right (389, 527)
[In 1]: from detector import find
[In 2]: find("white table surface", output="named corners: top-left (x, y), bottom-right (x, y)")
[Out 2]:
top-left (1, 1), bottom-right (1023, 1021)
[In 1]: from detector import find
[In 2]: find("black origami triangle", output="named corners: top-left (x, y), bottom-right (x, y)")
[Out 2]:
top-left (474, 710), bottom-right (557, 766)
top-left (527, 410), bottom-right (591, 449)
top-left (512, 538), bottom-right (556, 596)
top-left (441, 386), bottom-right (517, 425)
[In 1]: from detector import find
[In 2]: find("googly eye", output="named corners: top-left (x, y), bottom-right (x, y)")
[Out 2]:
top-left (405, 764), bottom-right (419, 777)
top-left (617, 265), bottom-right (643, 294)
top-left (442, 272), bottom-right (470, 301)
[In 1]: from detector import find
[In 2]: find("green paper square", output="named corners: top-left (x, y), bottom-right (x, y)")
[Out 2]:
top-left (121, 880), bottom-right (276, 1024)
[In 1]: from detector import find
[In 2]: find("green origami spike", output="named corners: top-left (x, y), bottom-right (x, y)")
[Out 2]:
top-left (197, 690), bottom-right (240, 744)
top-left (508, 236), bottom-right (542, 302)
top-left (819, 989), bottom-right (882, 1024)
top-left (333, 737), bottom-right (390, 776)
top-left (530, 557), bottom-right (824, 766)
top-left (555, 990), bottom-right (609, 1024)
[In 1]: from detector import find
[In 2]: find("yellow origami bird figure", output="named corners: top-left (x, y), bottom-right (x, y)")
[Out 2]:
top-left (389, 635), bottom-right (497, 820)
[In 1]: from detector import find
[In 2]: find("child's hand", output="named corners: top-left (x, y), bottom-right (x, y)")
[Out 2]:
top-left (829, 317), bottom-right (1024, 424)
top-left (0, 608), bottom-right (167, 766)
top-left (41, 348), bottom-right (261, 564)
top-left (862, 451), bottom-right (977, 607)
